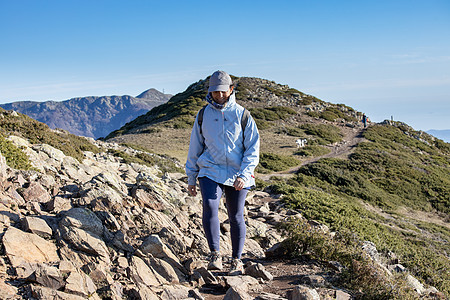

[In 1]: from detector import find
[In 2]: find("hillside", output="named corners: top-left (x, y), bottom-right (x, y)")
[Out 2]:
top-left (105, 76), bottom-right (361, 162)
top-left (105, 75), bottom-right (450, 297)
top-left (0, 88), bottom-right (171, 139)
top-left (1, 109), bottom-right (436, 299)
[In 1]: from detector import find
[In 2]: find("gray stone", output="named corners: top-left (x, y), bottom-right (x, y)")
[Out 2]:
top-left (224, 286), bottom-right (253, 300)
top-left (30, 285), bottom-right (86, 300)
top-left (130, 256), bottom-right (166, 287)
top-left (0, 279), bottom-right (17, 299)
top-left (245, 262), bottom-right (273, 281)
top-left (139, 234), bottom-right (181, 264)
top-left (222, 275), bottom-right (260, 293)
top-left (64, 270), bottom-right (97, 297)
top-left (126, 283), bottom-right (159, 300)
top-left (47, 195), bottom-right (72, 213)
top-left (335, 290), bottom-right (351, 300)
top-left (20, 181), bottom-right (51, 203)
top-left (195, 267), bottom-right (218, 285)
top-left (21, 216), bottom-right (53, 239)
top-left (160, 285), bottom-right (191, 300)
top-left (2, 227), bottom-right (59, 267)
top-left (148, 256), bottom-right (180, 284)
top-left (59, 207), bottom-right (110, 262)
top-left (0, 152), bottom-right (7, 178)
top-left (406, 274), bottom-right (425, 294)
top-left (27, 264), bottom-right (64, 290)
top-left (289, 285), bottom-right (320, 300)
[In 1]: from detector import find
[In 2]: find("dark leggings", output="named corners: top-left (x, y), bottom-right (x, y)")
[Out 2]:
top-left (198, 177), bottom-right (248, 259)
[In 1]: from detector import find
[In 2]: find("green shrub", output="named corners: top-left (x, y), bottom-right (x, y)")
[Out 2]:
top-left (276, 126), bottom-right (306, 137)
top-left (0, 136), bottom-right (34, 170)
top-left (249, 106), bottom-right (296, 122)
top-left (280, 219), bottom-right (416, 299)
top-left (257, 152), bottom-right (300, 173)
top-left (300, 123), bottom-right (343, 144)
top-left (295, 145), bottom-right (330, 157)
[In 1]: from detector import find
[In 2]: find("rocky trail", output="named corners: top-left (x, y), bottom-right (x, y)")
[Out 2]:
top-left (0, 132), bottom-right (433, 299)
top-left (258, 127), bottom-right (366, 181)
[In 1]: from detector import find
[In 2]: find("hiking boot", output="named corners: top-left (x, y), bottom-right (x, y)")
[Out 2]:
top-left (207, 251), bottom-right (222, 270)
top-left (228, 258), bottom-right (244, 276)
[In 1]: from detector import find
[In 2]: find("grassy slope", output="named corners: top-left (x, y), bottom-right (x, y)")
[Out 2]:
top-left (272, 123), bottom-right (450, 296)
top-left (0, 107), bottom-right (101, 166)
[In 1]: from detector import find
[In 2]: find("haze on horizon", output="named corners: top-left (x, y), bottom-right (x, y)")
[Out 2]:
top-left (0, 0), bottom-right (449, 132)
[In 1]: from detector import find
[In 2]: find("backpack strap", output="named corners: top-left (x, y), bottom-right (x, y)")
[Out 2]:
top-left (197, 105), bottom-right (208, 136)
top-left (197, 105), bottom-right (250, 136)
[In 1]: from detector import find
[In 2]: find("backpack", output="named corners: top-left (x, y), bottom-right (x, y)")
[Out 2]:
top-left (197, 105), bottom-right (250, 136)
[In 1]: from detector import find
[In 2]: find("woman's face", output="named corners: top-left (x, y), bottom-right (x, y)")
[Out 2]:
top-left (211, 86), bottom-right (234, 104)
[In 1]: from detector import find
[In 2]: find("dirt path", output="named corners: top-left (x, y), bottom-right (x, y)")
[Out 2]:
top-left (258, 126), bottom-right (366, 181)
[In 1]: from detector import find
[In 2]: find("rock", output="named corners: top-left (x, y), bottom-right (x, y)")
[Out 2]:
top-left (47, 195), bottom-right (73, 213)
top-left (148, 256), bottom-right (180, 284)
top-left (21, 216), bottom-right (53, 239)
top-left (289, 285), bottom-right (320, 300)
top-left (59, 207), bottom-right (110, 262)
top-left (64, 270), bottom-right (97, 297)
top-left (27, 263), bottom-right (64, 290)
top-left (117, 256), bottom-right (129, 269)
top-left (389, 263), bottom-right (407, 273)
top-left (92, 171), bottom-right (128, 194)
top-left (29, 285), bottom-right (86, 300)
top-left (195, 267), bottom-right (218, 285)
top-left (138, 234), bottom-right (181, 265)
top-left (82, 262), bottom-right (112, 287)
top-left (0, 279), bottom-right (18, 299)
top-left (256, 292), bottom-right (288, 300)
top-left (224, 286), bottom-right (253, 300)
top-left (160, 284), bottom-right (191, 300)
top-left (222, 275), bottom-right (261, 293)
top-left (2, 227), bottom-right (59, 268)
top-left (126, 283), bottom-right (159, 300)
top-left (265, 242), bottom-right (288, 258)
top-left (59, 260), bottom-right (76, 274)
top-left (406, 274), bottom-right (425, 294)
top-left (159, 227), bottom-right (187, 255)
top-left (335, 290), bottom-right (351, 300)
top-left (244, 238), bottom-right (266, 259)
top-left (20, 181), bottom-right (51, 203)
top-left (245, 262), bottom-right (273, 281)
top-left (184, 257), bottom-right (203, 274)
top-left (361, 241), bottom-right (380, 262)
top-left (130, 256), bottom-right (166, 287)
top-left (0, 152), bottom-right (8, 178)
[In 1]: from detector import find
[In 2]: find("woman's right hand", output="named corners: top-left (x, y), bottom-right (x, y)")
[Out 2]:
top-left (188, 184), bottom-right (197, 196)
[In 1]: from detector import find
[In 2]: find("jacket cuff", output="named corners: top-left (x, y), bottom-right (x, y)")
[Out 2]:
top-left (188, 176), bottom-right (197, 186)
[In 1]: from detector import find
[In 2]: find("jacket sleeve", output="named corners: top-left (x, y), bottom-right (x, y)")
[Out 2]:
top-left (237, 115), bottom-right (260, 182)
top-left (185, 113), bottom-right (205, 186)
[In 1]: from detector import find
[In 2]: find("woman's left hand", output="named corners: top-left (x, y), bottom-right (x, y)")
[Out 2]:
top-left (233, 177), bottom-right (245, 191)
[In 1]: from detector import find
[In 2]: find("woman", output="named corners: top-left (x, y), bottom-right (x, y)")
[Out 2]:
top-left (185, 70), bottom-right (260, 275)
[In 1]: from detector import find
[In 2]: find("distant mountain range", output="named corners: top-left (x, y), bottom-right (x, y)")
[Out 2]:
top-left (0, 88), bottom-right (171, 139)
top-left (427, 129), bottom-right (450, 143)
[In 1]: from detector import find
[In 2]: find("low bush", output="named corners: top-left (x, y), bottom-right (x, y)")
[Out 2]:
top-left (0, 136), bottom-right (34, 170)
top-left (256, 152), bottom-right (300, 173)
top-left (300, 123), bottom-right (343, 144)
top-left (295, 145), bottom-right (330, 157)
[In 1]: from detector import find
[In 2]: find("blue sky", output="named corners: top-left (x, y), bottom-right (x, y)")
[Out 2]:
top-left (1, 0), bottom-right (449, 131)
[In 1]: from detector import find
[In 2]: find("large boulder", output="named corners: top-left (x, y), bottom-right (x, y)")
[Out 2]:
top-left (2, 227), bottom-right (59, 267)
top-left (59, 208), bottom-right (110, 262)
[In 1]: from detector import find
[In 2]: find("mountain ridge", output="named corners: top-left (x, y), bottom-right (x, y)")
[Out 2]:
top-left (0, 89), bottom-right (172, 139)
